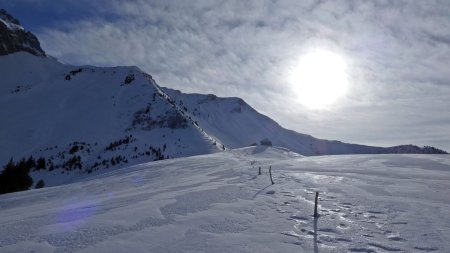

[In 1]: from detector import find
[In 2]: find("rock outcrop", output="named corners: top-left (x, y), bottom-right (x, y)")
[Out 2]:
top-left (0, 9), bottom-right (45, 56)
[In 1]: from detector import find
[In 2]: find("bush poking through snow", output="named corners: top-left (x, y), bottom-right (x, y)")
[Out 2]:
top-left (36, 157), bottom-right (46, 170)
top-left (123, 74), bottom-right (135, 85)
top-left (35, 179), bottom-right (45, 189)
top-left (260, 138), bottom-right (272, 146)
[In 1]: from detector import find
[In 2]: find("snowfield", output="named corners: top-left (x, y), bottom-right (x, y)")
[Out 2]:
top-left (1, 146), bottom-right (449, 253)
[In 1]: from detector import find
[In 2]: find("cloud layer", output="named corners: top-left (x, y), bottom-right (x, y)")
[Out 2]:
top-left (6, 0), bottom-right (450, 150)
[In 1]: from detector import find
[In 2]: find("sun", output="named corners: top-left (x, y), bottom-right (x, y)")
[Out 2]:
top-left (288, 49), bottom-right (349, 109)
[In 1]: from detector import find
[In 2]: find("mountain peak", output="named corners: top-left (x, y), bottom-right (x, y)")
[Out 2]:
top-left (0, 9), bottom-right (46, 56)
top-left (0, 9), bottom-right (21, 26)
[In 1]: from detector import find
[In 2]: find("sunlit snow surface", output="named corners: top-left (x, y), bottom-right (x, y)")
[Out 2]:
top-left (1, 146), bottom-right (449, 252)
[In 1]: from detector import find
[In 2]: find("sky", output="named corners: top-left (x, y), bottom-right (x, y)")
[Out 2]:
top-left (2, 0), bottom-right (450, 151)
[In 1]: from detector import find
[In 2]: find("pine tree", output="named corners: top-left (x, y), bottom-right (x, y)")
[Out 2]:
top-left (0, 159), bottom-right (33, 194)
top-left (36, 157), bottom-right (46, 170)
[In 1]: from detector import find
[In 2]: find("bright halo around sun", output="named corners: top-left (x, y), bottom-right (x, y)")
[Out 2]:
top-left (288, 49), bottom-right (349, 109)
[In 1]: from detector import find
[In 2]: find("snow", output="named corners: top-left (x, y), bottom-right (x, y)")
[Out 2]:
top-left (0, 17), bottom-right (24, 31)
top-left (1, 146), bottom-right (449, 252)
top-left (0, 52), bottom-right (223, 186)
top-left (163, 88), bottom-right (446, 156)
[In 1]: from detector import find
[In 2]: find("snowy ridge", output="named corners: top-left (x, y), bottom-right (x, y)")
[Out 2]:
top-left (0, 52), bottom-right (222, 186)
top-left (163, 88), bottom-right (447, 156)
top-left (1, 147), bottom-right (449, 252)
top-left (152, 80), bottom-right (225, 150)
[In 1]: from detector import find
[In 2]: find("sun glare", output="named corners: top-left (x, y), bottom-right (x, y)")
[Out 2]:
top-left (288, 49), bottom-right (349, 109)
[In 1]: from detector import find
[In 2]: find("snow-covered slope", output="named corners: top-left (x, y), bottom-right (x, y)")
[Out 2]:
top-left (0, 52), bottom-right (223, 185)
top-left (163, 88), bottom-right (447, 155)
top-left (1, 147), bottom-right (449, 252)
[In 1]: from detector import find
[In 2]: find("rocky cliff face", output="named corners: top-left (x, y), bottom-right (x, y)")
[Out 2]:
top-left (0, 9), bottom-right (45, 56)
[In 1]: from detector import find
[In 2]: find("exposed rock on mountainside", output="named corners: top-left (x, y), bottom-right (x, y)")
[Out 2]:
top-left (0, 9), bottom-right (45, 56)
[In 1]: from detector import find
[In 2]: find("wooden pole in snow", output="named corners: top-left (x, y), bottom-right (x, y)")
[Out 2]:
top-left (269, 166), bottom-right (274, 184)
top-left (314, 192), bottom-right (319, 218)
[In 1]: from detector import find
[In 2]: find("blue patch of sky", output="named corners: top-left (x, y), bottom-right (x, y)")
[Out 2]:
top-left (0, 0), bottom-right (119, 32)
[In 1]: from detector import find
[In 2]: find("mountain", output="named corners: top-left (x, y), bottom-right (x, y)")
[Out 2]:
top-left (0, 9), bottom-right (446, 188)
top-left (0, 52), bottom-right (225, 186)
top-left (163, 88), bottom-right (447, 156)
top-left (0, 9), bottom-right (45, 56)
